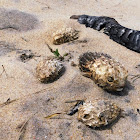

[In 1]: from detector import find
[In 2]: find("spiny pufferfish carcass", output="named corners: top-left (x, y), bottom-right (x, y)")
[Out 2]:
top-left (52, 27), bottom-right (79, 45)
top-left (36, 57), bottom-right (64, 83)
top-left (79, 52), bottom-right (128, 91)
top-left (78, 99), bottom-right (121, 128)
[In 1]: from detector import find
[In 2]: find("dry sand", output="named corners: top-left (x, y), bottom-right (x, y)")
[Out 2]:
top-left (0, 0), bottom-right (140, 140)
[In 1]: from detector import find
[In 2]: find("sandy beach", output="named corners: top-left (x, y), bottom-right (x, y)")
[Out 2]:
top-left (0, 0), bottom-right (140, 139)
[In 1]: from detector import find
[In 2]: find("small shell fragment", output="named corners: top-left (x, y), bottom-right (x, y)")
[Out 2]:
top-left (79, 52), bottom-right (128, 91)
top-left (78, 99), bottom-right (121, 128)
top-left (36, 57), bottom-right (64, 83)
top-left (52, 27), bottom-right (79, 45)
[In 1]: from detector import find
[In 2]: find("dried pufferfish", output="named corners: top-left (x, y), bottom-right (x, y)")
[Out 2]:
top-left (78, 99), bottom-right (121, 128)
top-left (36, 57), bottom-right (64, 83)
top-left (79, 52), bottom-right (128, 91)
top-left (52, 27), bottom-right (79, 45)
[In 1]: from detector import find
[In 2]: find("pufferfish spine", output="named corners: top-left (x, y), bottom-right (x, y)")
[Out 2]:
top-left (70, 15), bottom-right (140, 53)
top-left (79, 52), bottom-right (128, 91)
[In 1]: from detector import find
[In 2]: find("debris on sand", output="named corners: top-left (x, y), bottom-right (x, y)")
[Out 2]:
top-left (70, 15), bottom-right (140, 53)
top-left (18, 50), bottom-right (40, 62)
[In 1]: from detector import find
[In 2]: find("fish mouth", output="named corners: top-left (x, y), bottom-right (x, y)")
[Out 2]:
top-left (116, 87), bottom-right (123, 91)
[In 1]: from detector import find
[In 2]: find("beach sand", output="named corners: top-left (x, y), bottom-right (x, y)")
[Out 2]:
top-left (0, 0), bottom-right (140, 139)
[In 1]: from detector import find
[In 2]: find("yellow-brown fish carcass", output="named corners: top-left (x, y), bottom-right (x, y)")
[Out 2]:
top-left (36, 57), bottom-right (64, 83)
top-left (79, 52), bottom-right (128, 91)
top-left (78, 99), bottom-right (121, 128)
top-left (52, 27), bottom-right (79, 45)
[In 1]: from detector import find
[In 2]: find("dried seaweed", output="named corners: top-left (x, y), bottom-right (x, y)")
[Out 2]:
top-left (45, 113), bottom-right (63, 119)
top-left (0, 98), bottom-right (18, 108)
top-left (16, 114), bottom-right (36, 140)
top-left (130, 74), bottom-right (140, 83)
top-left (71, 15), bottom-right (140, 53)
top-left (0, 65), bottom-right (8, 78)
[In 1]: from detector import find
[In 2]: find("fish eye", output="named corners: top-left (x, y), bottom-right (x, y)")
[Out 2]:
top-left (108, 76), bottom-right (114, 82)
top-left (83, 114), bottom-right (90, 119)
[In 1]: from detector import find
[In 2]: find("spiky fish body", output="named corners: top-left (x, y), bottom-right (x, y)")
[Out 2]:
top-left (79, 52), bottom-right (128, 91)
top-left (78, 99), bottom-right (121, 128)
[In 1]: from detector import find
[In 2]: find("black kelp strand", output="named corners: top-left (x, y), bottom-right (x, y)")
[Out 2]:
top-left (67, 100), bottom-right (84, 116)
top-left (70, 15), bottom-right (140, 53)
